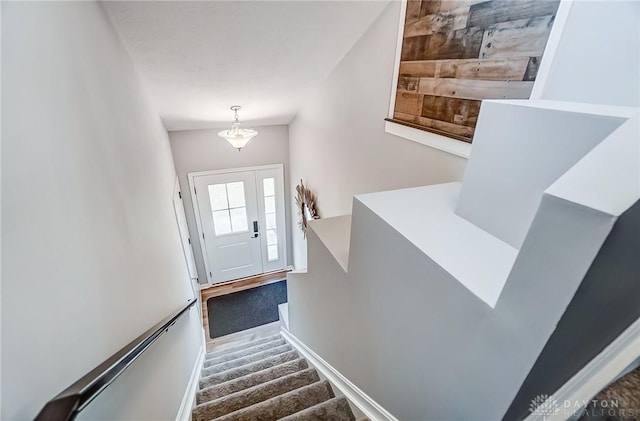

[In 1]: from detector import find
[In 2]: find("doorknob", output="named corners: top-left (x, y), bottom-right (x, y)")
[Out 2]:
top-left (252, 220), bottom-right (259, 238)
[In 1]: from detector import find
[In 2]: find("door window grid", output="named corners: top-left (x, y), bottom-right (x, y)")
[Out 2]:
top-left (263, 178), bottom-right (278, 261)
top-left (208, 182), bottom-right (248, 236)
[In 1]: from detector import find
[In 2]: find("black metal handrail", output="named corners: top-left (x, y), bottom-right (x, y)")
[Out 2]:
top-left (34, 299), bottom-right (198, 421)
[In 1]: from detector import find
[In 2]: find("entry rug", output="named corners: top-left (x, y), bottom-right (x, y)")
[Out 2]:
top-left (207, 279), bottom-right (287, 338)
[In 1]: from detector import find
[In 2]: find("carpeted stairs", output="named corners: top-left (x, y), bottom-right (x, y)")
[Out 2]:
top-left (192, 333), bottom-right (357, 421)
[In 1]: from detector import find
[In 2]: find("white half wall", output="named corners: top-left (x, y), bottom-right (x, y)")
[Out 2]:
top-left (288, 112), bottom-right (639, 418)
top-left (1, 2), bottom-right (201, 419)
top-left (169, 125), bottom-right (291, 283)
top-left (288, 1), bottom-right (467, 269)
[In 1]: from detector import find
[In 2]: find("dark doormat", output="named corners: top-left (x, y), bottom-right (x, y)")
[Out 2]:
top-left (207, 279), bottom-right (287, 338)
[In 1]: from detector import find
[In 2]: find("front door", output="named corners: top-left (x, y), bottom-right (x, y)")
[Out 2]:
top-left (191, 165), bottom-right (287, 284)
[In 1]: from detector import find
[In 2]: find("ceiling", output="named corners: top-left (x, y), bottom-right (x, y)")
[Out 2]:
top-left (103, 1), bottom-right (390, 131)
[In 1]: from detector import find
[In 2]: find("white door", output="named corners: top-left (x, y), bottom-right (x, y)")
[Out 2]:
top-left (190, 165), bottom-right (287, 284)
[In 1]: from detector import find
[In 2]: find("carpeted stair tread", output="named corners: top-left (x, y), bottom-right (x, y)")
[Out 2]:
top-left (202, 344), bottom-right (292, 377)
top-left (193, 334), bottom-right (357, 421)
top-left (197, 358), bottom-right (309, 405)
top-left (279, 396), bottom-right (356, 421)
top-left (199, 350), bottom-right (299, 389)
top-left (211, 380), bottom-right (335, 421)
top-left (204, 338), bottom-right (286, 367)
top-left (205, 334), bottom-right (282, 360)
top-left (192, 368), bottom-right (321, 421)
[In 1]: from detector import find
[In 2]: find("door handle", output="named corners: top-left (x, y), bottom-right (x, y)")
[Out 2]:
top-left (252, 220), bottom-right (259, 238)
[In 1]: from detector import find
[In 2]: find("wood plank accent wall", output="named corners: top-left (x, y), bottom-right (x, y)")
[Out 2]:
top-left (392, 0), bottom-right (559, 142)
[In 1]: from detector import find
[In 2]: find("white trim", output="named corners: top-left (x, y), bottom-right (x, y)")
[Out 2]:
top-left (529, 0), bottom-right (575, 100)
top-left (387, 0), bottom-right (407, 119)
top-left (175, 344), bottom-right (205, 421)
top-left (188, 164), bottom-right (284, 178)
top-left (385, 121), bottom-right (471, 159)
top-left (280, 328), bottom-right (399, 421)
top-left (524, 316), bottom-right (640, 421)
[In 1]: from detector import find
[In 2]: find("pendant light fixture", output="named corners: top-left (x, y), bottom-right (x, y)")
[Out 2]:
top-left (217, 105), bottom-right (257, 151)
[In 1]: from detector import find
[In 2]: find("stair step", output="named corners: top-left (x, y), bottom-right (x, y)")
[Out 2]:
top-left (204, 337), bottom-right (286, 367)
top-left (202, 344), bottom-right (292, 377)
top-left (279, 396), bottom-right (356, 421)
top-left (199, 350), bottom-right (299, 389)
top-left (197, 358), bottom-right (309, 405)
top-left (211, 380), bottom-right (335, 421)
top-left (205, 334), bottom-right (282, 359)
top-left (192, 368), bottom-right (320, 421)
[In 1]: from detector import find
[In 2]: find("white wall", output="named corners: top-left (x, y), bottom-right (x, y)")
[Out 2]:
top-left (288, 1), bottom-right (467, 269)
top-left (169, 126), bottom-right (291, 283)
top-left (538, 0), bottom-right (640, 107)
top-left (1, 2), bottom-right (202, 419)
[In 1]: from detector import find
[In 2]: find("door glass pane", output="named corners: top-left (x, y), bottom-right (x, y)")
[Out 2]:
top-left (226, 182), bottom-right (246, 208)
top-left (212, 210), bottom-right (232, 235)
top-left (268, 245), bottom-right (278, 261)
top-left (262, 176), bottom-right (279, 262)
top-left (208, 184), bottom-right (228, 211)
top-left (264, 196), bottom-right (276, 214)
top-left (267, 229), bottom-right (278, 246)
top-left (263, 178), bottom-right (275, 196)
top-left (265, 213), bottom-right (277, 230)
top-left (229, 207), bottom-right (248, 232)
top-left (209, 181), bottom-right (250, 236)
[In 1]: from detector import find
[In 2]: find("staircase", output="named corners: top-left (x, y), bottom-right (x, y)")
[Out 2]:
top-left (191, 334), bottom-right (356, 421)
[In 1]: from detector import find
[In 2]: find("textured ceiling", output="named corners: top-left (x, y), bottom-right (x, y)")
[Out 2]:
top-left (103, 1), bottom-right (390, 131)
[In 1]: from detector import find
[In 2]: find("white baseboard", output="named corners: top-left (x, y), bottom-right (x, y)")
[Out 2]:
top-left (280, 328), bottom-right (398, 421)
top-left (176, 344), bottom-right (205, 421)
top-left (525, 316), bottom-right (640, 421)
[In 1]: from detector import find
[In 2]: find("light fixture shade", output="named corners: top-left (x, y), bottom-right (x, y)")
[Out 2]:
top-left (217, 127), bottom-right (258, 149)
top-left (218, 106), bottom-right (257, 150)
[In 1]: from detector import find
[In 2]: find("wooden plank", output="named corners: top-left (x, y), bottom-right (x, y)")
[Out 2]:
top-left (455, 57), bottom-right (530, 80)
top-left (399, 60), bottom-right (438, 77)
top-left (400, 59), bottom-right (458, 78)
top-left (467, 0), bottom-right (560, 28)
top-left (404, 6), bottom-right (470, 38)
top-left (418, 77), bottom-right (534, 99)
top-left (480, 15), bottom-right (555, 59)
top-left (398, 76), bottom-right (420, 92)
top-left (394, 92), bottom-right (424, 115)
top-left (401, 35), bottom-right (431, 62)
top-left (424, 26), bottom-right (484, 60)
top-left (419, 0), bottom-right (442, 17)
top-left (400, 58), bottom-right (530, 80)
top-left (439, 0), bottom-right (486, 12)
top-left (392, 112), bottom-right (475, 139)
top-left (393, 111), bottom-right (418, 123)
top-left (406, 0), bottom-right (422, 19)
top-left (416, 115), bottom-right (475, 138)
top-left (523, 56), bottom-right (541, 81)
top-left (421, 94), bottom-right (481, 127)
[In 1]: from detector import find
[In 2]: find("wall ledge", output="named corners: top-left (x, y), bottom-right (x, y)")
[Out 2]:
top-left (384, 120), bottom-right (471, 159)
